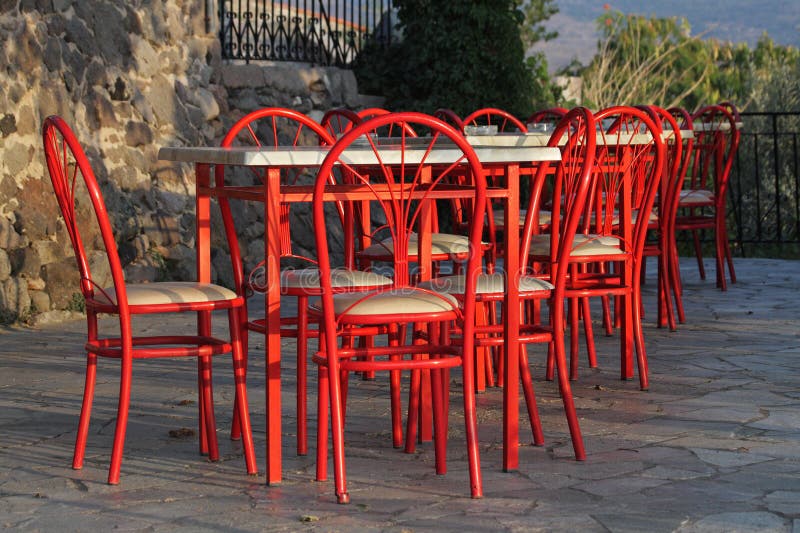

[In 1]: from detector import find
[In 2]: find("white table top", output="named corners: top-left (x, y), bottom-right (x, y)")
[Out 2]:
top-left (464, 130), bottom-right (693, 147)
top-left (158, 143), bottom-right (562, 167)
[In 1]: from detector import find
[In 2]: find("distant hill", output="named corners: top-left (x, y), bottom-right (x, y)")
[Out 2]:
top-left (534, 0), bottom-right (800, 71)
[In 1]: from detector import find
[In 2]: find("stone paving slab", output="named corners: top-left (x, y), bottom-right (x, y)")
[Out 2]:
top-left (1, 258), bottom-right (799, 532)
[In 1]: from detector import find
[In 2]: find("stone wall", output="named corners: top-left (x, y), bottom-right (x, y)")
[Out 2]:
top-left (0, 0), bottom-right (365, 324)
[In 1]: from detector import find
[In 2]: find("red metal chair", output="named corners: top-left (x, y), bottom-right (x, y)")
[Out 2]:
top-left (42, 115), bottom-right (257, 484)
top-left (422, 107), bottom-right (597, 461)
top-left (220, 108), bottom-right (391, 455)
top-left (664, 106), bottom-right (695, 319)
top-left (675, 104), bottom-right (739, 290)
top-left (546, 106), bottom-right (665, 390)
top-left (320, 107), bottom-right (362, 138)
top-left (637, 105), bottom-right (685, 331)
top-left (463, 107), bottom-right (527, 132)
top-left (311, 112), bottom-right (485, 503)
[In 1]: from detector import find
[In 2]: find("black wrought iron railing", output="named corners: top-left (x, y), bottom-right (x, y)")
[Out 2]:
top-left (219, 0), bottom-right (394, 66)
top-left (727, 112), bottom-right (800, 256)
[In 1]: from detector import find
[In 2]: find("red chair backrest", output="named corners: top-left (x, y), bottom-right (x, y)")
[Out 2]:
top-left (592, 106), bottom-right (666, 259)
top-left (313, 111), bottom-right (487, 294)
top-left (357, 108), bottom-right (418, 137)
top-left (522, 107), bottom-right (598, 281)
top-left (463, 107), bottom-right (527, 133)
top-left (433, 108), bottom-right (465, 131)
top-left (42, 115), bottom-right (128, 310)
top-left (321, 108), bottom-right (362, 138)
top-left (689, 104), bottom-right (739, 204)
top-left (526, 107), bottom-right (568, 126)
top-left (218, 108), bottom-right (338, 293)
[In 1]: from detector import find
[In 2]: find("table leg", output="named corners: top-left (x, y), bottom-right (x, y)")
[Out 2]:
top-left (196, 163), bottom-right (212, 456)
top-left (503, 164), bottom-right (521, 472)
top-left (265, 168), bottom-right (282, 484)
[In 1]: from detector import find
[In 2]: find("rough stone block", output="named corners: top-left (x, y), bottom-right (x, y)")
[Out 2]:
top-left (0, 277), bottom-right (31, 318)
top-left (31, 240), bottom-right (62, 266)
top-left (125, 121), bottom-right (154, 147)
top-left (85, 89), bottom-right (119, 129)
top-left (130, 34), bottom-right (160, 78)
top-left (221, 64), bottom-right (268, 89)
top-left (29, 289), bottom-right (50, 313)
top-left (0, 249), bottom-right (11, 281)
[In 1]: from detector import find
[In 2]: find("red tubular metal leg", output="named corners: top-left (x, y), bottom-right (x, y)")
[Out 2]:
top-left (197, 307), bottom-right (213, 456)
top-left (107, 356), bottom-right (133, 485)
top-left (581, 297), bottom-right (597, 368)
top-left (200, 355), bottom-right (220, 461)
top-left (297, 295), bottom-right (309, 456)
top-left (461, 337), bottom-right (483, 498)
top-left (316, 364), bottom-right (329, 482)
top-left (620, 289), bottom-right (635, 381)
top-left (327, 351), bottom-right (349, 503)
top-left (475, 304), bottom-right (487, 393)
top-left (552, 305), bottom-right (586, 461)
top-left (431, 367), bottom-right (447, 475)
top-left (230, 304), bottom-right (248, 442)
top-left (73, 353), bottom-right (97, 470)
top-left (569, 296), bottom-right (580, 380)
top-left (632, 270), bottom-right (650, 390)
top-left (388, 324), bottom-right (403, 448)
top-left (405, 366), bottom-right (422, 454)
top-left (692, 229), bottom-right (706, 279)
top-left (229, 310), bottom-right (257, 474)
top-left (519, 345), bottom-right (545, 446)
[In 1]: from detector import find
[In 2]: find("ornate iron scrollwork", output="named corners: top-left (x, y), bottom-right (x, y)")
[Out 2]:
top-left (219, 0), bottom-right (393, 66)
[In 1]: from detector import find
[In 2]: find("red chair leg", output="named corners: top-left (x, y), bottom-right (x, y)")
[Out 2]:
top-left (545, 341), bottom-right (555, 381)
top-left (197, 310), bottom-right (212, 455)
top-left (297, 296), bottom-right (309, 455)
top-left (569, 296), bottom-right (580, 380)
top-left (459, 332), bottom-right (483, 499)
top-left (200, 355), bottom-right (220, 462)
top-left (108, 356), bottom-right (133, 485)
top-left (230, 305), bottom-right (249, 441)
top-left (405, 366), bottom-right (422, 454)
top-left (692, 229), bottom-right (706, 280)
top-left (388, 324), bottom-right (403, 448)
top-left (632, 275), bottom-right (650, 391)
top-left (316, 364), bottom-right (329, 482)
top-left (327, 353), bottom-right (349, 504)
top-left (73, 353), bottom-right (97, 470)
top-left (620, 291), bottom-right (635, 381)
top-left (519, 344), bottom-right (544, 446)
top-left (431, 366), bottom-right (447, 475)
top-left (724, 232), bottom-right (737, 284)
top-left (475, 303), bottom-right (487, 393)
top-left (229, 310), bottom-right (257, 474)
top-left (551, 306), bottom-right (586, 461)
top-left (581, 297), bottom-right (597, 369)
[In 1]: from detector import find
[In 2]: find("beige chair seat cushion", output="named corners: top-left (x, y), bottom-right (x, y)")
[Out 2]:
top-left (281, 268), bottom-right (392, 289)
top-left (312, 289), bottom-right (459, 316)
top-left (492, 209), bottom-right (551, 227)
top-left (96, 282), bottom-right (238, 306)
top-left (360, 232), bottom-right (475, 257)
top-left (529, 233), bottom-right (624, 257)
top-left (679, 189), bottom-right (715, 205)
top-left (419, 273), bottom-right (553, 295)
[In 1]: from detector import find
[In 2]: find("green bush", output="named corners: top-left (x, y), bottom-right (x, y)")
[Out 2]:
top-left (355, 0), bottom-right (556, 118)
